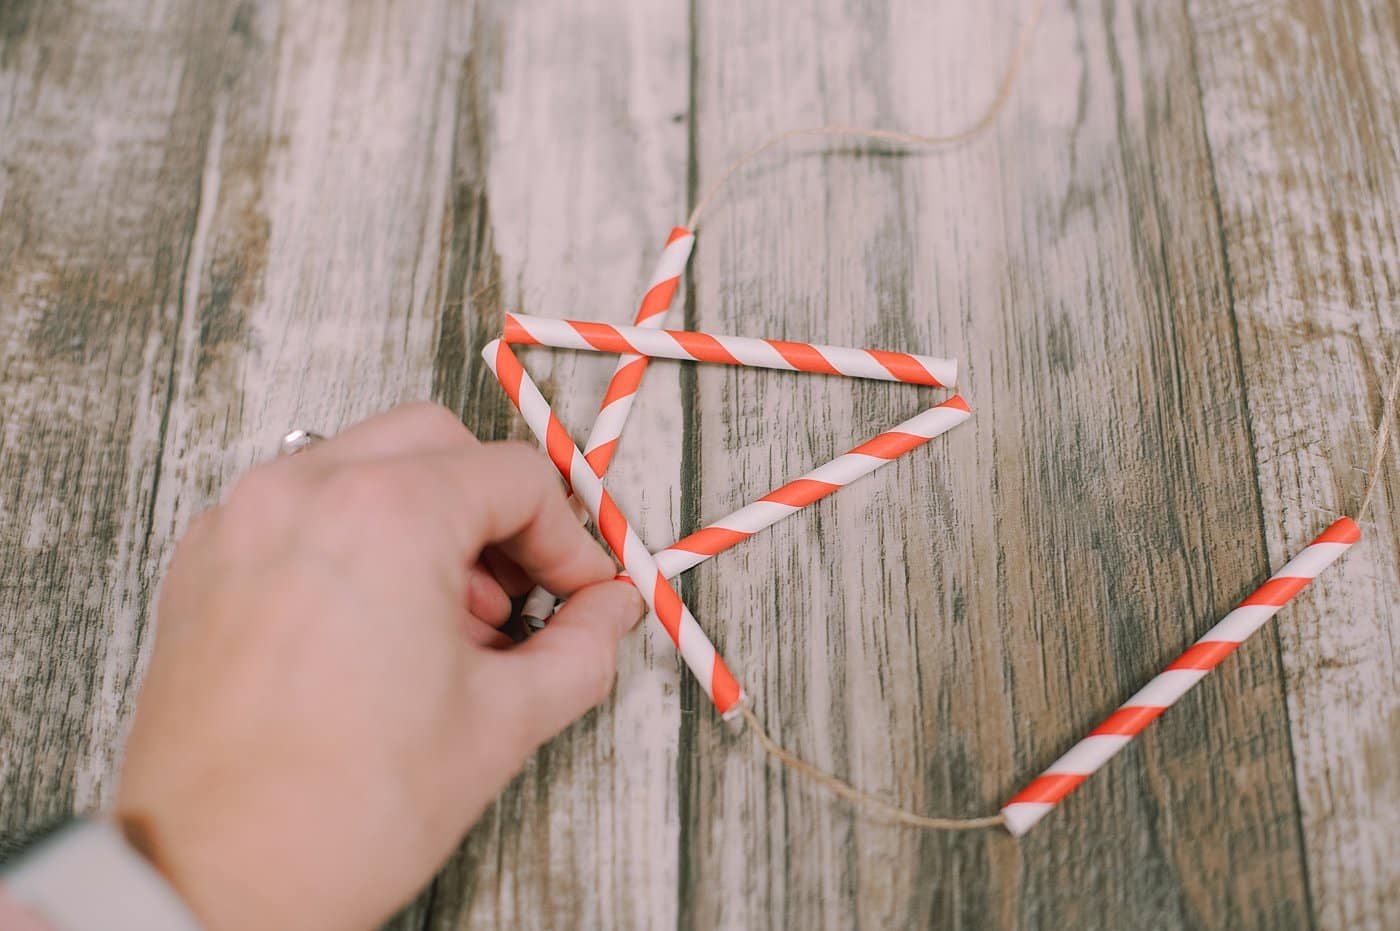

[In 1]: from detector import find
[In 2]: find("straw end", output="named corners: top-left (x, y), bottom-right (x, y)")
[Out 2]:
top-left (1316, 516), bottom-right (1361, 545)
top-left (936, 358), bottom-right (958, 389)
top-left (937, 394), bottom-right (972, 415)
top-left (720, 692), bottom-right (751, 730)
top-left (999, 802), bottom-right (1049, 837)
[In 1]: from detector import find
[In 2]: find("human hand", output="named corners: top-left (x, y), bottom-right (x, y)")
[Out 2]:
top-left (115, 402), bottom-right (644, 931)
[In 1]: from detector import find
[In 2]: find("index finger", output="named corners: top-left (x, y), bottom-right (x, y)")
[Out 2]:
top-left (431, 441), bottom-right (616, 597)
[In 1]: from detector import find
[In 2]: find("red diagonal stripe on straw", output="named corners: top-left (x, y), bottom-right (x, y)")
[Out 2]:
top-left (493, 342), bottom-right (524, 402)
top-left (1166, 640), bottom-right (1240, 671)
top-left (595, 492), bottom-right (630, 560)
top-left (849, 431), bottom-right (926, 459)
top-left (761, 478), bottom-right (842, 508)
top-left (634, 228), bottom-right (691, 323)
top-left (651, 576), bottom-right (682, 644)
top-left (866, 349), bottom-right (940, 386)
top-left (1240, 576), bottom-right (1310, 607)
top-left (711, 656), bottom-right (742, 714)
top-left (584, 441), bottom-right (619, 477)
top-left (568, 319), bottom-right (636, 353)
top-left (671, 526), bottom-right (751, 555)
top-left (1089, 705), bottom-right (1166, 737)
top-left (602, 356), bottom-right (649, 406)
top-left (544, 416), bottom-right (576, 482)
top-left (1005, 773), bottom-right (1087, 806)
top-left (937, 395), bottom-right (972, 413)
top-left (503, 314), bottom-right (538, 345)
top-left (670, 329), bottom-right (742, 365)
top-left (1313, 517), bottom-right (1361, 545)
top-left (636, 279), bottom-right (681, 323)
top-left (766, 340), bottom-right (841, 375)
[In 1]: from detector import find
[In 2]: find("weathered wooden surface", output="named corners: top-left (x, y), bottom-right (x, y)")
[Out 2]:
top-left (0, 1), bottom-right (1395, 929)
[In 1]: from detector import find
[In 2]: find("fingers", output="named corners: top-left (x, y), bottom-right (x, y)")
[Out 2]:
top-left (299, 402), bottom-right (478, 466)
top-left (258, 405), bottom-right (612, 614)
top-left (440, 442), bottom-right (615, 596)
top-left (466, 562), bottom-right (512, 627)
top-left (480, 548), bottom-right (532, 598)
top-left (487, 581), bottom-right (644, 745)
top-left (463, 615), bottom-right (514, 649)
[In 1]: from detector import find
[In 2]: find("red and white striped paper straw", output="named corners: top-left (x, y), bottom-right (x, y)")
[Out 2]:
top-left (652, 396), bottom-right (972, 577)
top-left (584, 227), bottom-right (695, 473)
top-left (521, 228), bottom-right (696, 629)
top-left (503, 313), bottom-right (957, 388)
top-left (1000, 516), bottom-right (1361, 836)
top-left (526, 396), bottom-right (971, 627)
top-left (482, 338), bottom-right (745, 717)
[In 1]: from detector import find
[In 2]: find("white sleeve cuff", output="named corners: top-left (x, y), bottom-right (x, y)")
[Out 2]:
top-left (3, 819), bottom-right (204, 931)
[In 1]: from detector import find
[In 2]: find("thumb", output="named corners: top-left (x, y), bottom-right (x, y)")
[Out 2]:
top-left (498, 580), bottom-right (645, 746)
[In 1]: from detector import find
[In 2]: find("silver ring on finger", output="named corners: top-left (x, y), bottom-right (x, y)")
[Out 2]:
top-left (279, 429), bottom-right (326, 458)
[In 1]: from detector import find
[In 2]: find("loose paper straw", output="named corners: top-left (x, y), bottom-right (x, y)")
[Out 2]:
top-left (503, 313), bottom-right (957, 388)
top-left (652, 396), bottom-right (971, 577)
top-left (482, 338), bottom-right (745, 717)
top-left (1000, 516), bottom-right (1361, 836)
top-left (521, 228), bottom-right (696, 629)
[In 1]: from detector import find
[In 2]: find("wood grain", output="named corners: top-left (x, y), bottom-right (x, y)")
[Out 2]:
top-left (0, 0), bottom-right (244, 845)
top-left (682, 0), bottom-right (1312, 928)
top-left (1188, 1), bottom-right (1400, 926)
top-left (425, 1), bottom-right (693, 929)
top-left (0, 0), bottom-right (1395, 928)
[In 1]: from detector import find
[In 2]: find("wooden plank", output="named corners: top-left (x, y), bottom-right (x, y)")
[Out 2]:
top-left (0, 0), bottom-right (241, 845)
top-left (1187, 1), bottom-right (1400, 927)
top-left (681, 1), bottom-right (1314, 927)
top-left (423, 1), bottom-right (693, 928)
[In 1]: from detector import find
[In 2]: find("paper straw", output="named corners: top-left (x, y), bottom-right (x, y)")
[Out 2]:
top-left (521, 228), bottom-right (696, 629)
top-left (651, 396), bottom-right (971, 577)
top-left (503, 313), bottom-right (957, 388)
top-left (583, 228), bottom-right (696, 473)
top-left (1000, 516), bottom-right (1361, 836)
top-left (524, 394), bottom-right (971, 629)
top-left (482, 339), bottom-right (745, 718)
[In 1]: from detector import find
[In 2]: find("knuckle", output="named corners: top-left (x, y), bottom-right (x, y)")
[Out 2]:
top-left (224, 465), bottom-right (295, 522)
top-left (319, 462), bottom-right (402, 516)
top-left (216, 466), bottom-right (306, 553)
top-left (396, 401), bottom-right (470, 445)
top-left (493, 438), bottom-right (543, 465)
top-left (491, 440), bottom-right (558, 486)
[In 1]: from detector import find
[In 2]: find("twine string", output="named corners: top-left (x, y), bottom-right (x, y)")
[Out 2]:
top-left (687, 0), bottom-right (1393, 833)
top-left (686, 0), bottom-right (1046, 232)
top-left (740, 356), bottom-right (1398, 832)
top-left (711, 0), bottom-right (1048, 835)
top-left (739, 705), bottom-right (1005, 830)
top-left (1359, 354), bottom-right (1400, 521)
